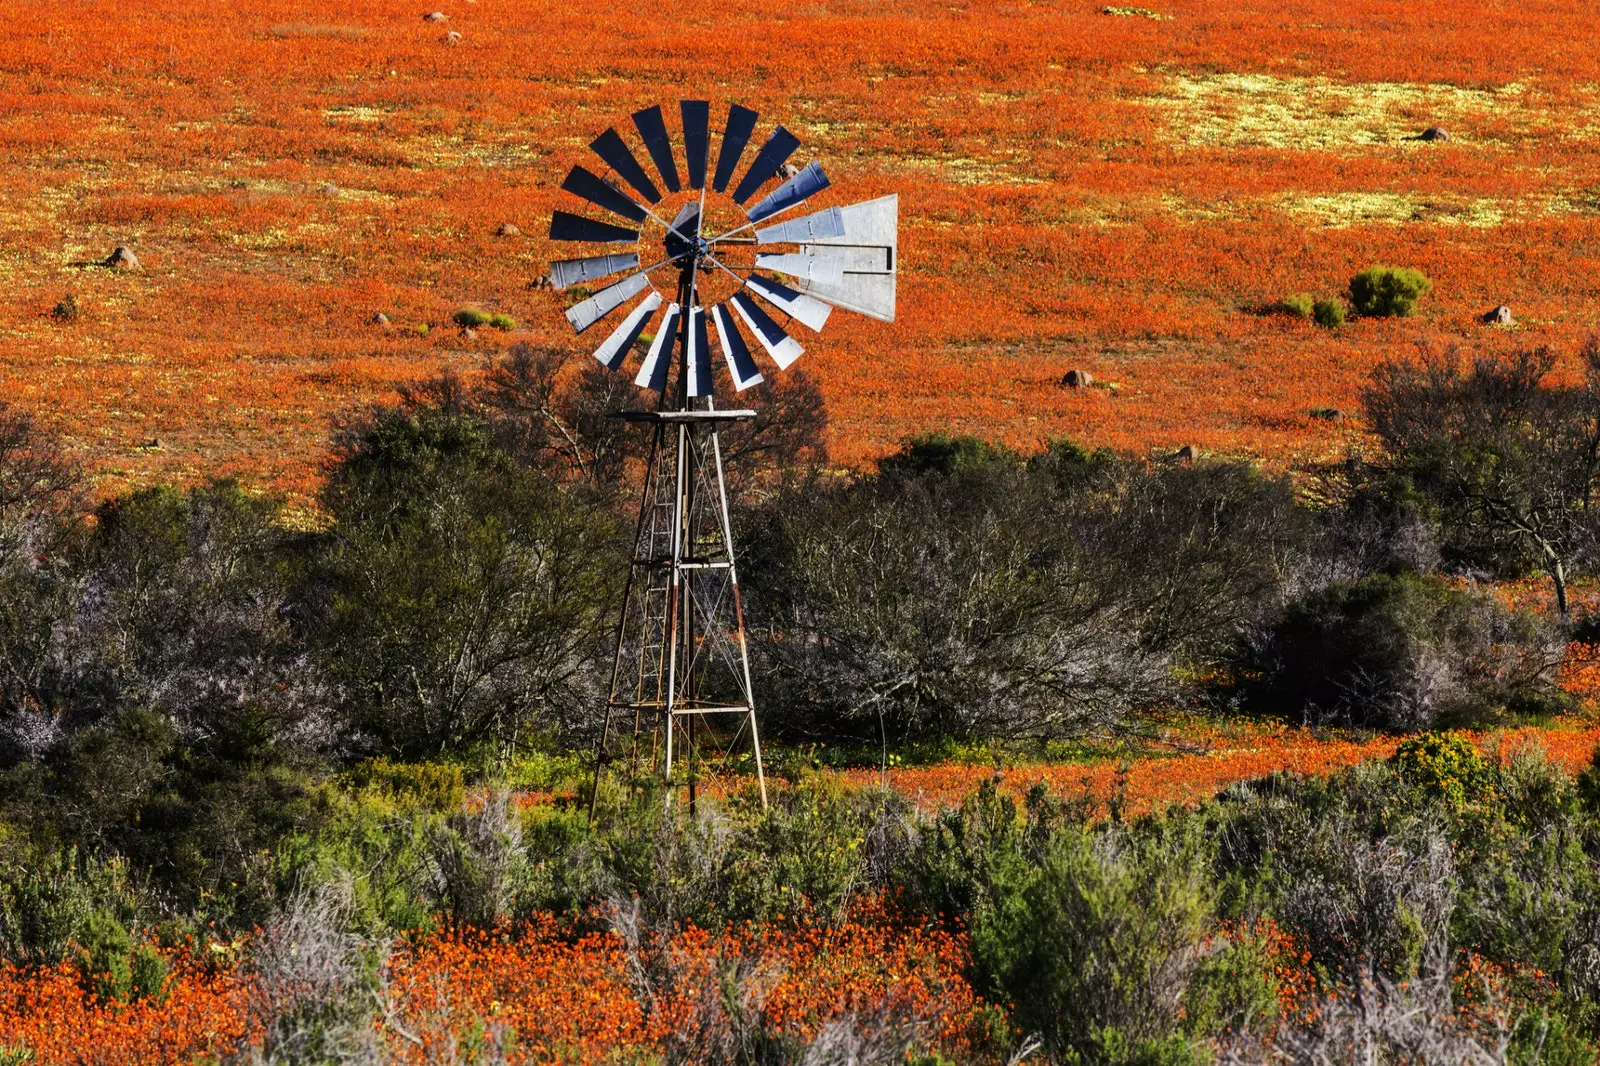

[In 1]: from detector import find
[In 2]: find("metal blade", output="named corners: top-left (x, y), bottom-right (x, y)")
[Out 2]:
top-left (711, 304), bottom-right (764, 390)
top-left (731, 126), bottom-right (800, 204)
top-left (550, 251), bottom-right (641, 292)
top-left (730, 291), bottom-right (804, 370)
top-left (635, 302), bottom-right (680, 391)
top-left (561, 166), bottom-right (648, 224)
top-left (755, 206), bottom-right (845, 244)
top-left (590, 127), bottom-right (662, 204)
top-left (631, 105), bottom-right (681, 193)
top-left (746, 161), bottom-right (830, 222)
top-left (550, 210), bottom-right (638, 244)
top-left (712, 104), bottom-right (758, 193)
top-left (754, 250), bottom-right (846, 285)
top-left (746, 274), bottom-right (832, 333)
top-left (565, 272), bottom-right (649, 334)
top-left (664, 201), bottom-right (701, 261)
top-left (787, 193), bottom-right (898, 322)
top-left (595, 291), bottom-right (662, 371)
top-left (686, 306), bottom-right (713, 398)
top-left (681, 100), bottom-right (710, 189)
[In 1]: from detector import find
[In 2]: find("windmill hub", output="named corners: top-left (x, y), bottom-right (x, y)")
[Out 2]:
top-left (545, 100), bottom-right (899, 816)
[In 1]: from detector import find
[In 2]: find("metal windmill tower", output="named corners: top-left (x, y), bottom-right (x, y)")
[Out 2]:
top-left (545, 101), bottom-right (898, 813)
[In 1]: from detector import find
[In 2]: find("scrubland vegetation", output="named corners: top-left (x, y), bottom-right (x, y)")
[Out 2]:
top-left (5, 336), bottom-right (1600, 1062)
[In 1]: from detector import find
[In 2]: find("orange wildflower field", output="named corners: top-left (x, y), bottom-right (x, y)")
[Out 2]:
top-left (8, 1), bottom-right (1600, 499)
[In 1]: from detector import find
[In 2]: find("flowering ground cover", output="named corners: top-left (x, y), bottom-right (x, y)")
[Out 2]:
top-left (7, 1), bottom-right (1600, 501)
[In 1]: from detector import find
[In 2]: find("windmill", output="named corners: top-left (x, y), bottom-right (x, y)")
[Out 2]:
top-left (546, 101), bottom-right (898, 814)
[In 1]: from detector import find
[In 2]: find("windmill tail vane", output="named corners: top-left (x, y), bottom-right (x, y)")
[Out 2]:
top-left (546, 100), bottom-right (898, 816)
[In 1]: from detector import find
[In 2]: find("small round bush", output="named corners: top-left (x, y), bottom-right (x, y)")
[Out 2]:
top-left (1280, 293), bottom-right (1314, 319)
top-left (1349, 266), bottom-right (1432, 318)
top-left (1390, 731), bottom-right (1494, 805)
top-left (486, 313), bottom-right (516, 331)
top-left (453, 307), bottom-right (492, 328)
top-left (1312, 299), bottom-right (1347, 328)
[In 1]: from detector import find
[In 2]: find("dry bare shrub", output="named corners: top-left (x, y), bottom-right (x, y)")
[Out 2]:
top-left (234, 877), bottom-right (383, 1065)
top-left (424, 790), bottom-right (523, 928)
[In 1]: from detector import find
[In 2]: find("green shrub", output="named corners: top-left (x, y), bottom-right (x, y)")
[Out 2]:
top-left (1349, 266), bottom-right (1432, 318)
top-left (970, 820), bottom-right (1215, 1064)
top-left (1312, 298), bottom-right (1347, 327)
top-left (1390, 731), bottom-right (1494, 805)
top-left (1280, 293), bottom-right (1314, 319)
top-left (486, 313), bottom-right (516, 331)
top-left (453, 307), bottom-right (492, 328)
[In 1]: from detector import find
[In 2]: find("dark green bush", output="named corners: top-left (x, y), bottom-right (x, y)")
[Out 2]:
top-left (1237, 572), bottom-right (1558, 730)
top-left (452, 307), bottom-right (492, 328)
top-left (1349, 265), bottom-right (1432, 318)
top-left (1312, 298), bottom-right (1347, 327)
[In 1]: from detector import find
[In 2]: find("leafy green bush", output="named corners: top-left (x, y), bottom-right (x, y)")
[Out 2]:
top-left (1280, 293), bottom-right (1314, 318)
top-left (453, 307), bottom-right (492, 328)
top-left (970, 820), bottom-right (1215, 1064)
top-left (1313, 298), bottom-right (1347, 327)
top-left (486, 312), bottom-right (516, 331)
top-left (1349, 266), bottom-right (1432, 318)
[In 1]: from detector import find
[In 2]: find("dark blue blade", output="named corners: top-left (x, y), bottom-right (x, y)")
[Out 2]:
top-left (561, 166), bottom-right (647, 224)
top-left (688, 306), bottom-right (713, 398)
top-left (731, 291), bottom-right (792, 351)
top-left (712, 104), bottom-right (758, 193)
top-left (712, 304), bottom-right (763, 389)
top-left (631, 105), bottom-right (680, 193)
top-left (746, 161), bottom-right (830, 222)
top-left (590, 128), bottom-right (661, 204)
top-left (680, 100), bottom-right (710, 189)
top-left (549, 210), bottom-right (638, 243)
top-left (731, 126), bottom-right (801, 204)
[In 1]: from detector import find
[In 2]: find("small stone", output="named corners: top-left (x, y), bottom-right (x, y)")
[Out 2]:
top-left (1419, 126), bottom-right (1450, 142)
top-left (530, 275), bottom-right (552, 290)
top-left (139, 438), bottom-right (161, 450)
top-left (1061, 368), bottom-right (1094, 389)
top-left (370, 312), bottom-right (391, 327)
top-left (444, 29), bottom-right (462, 43)
top-left (1483, 305), bottom-right (1515, 326)
top-left (318, 182), bottom-right (340, 196)
top-left (1176, 444), bottom-right (1200, 462)
top-left (104, 246), bottom-right (140, 270)
top-left (460, 327), bottom-right (478, 341)
top-left (1310, 407), bottom-right (1346, 421)
top-left (496, 222), bottom-right (520, 237)
top-left (423, 10), bottom-right (448, 20)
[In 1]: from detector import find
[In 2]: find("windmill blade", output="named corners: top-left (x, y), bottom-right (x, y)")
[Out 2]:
top-left (731, 126), bottom-right (801, 204)
top-left (664, 201), bottom-right (701, 261)
top-left (746, 274), bottom-right (832, 333)
top-left (754, 250), bottom-right (846, 285)
top-left (681, 100), bottom-right (710, 189)
top-left (686, 306), bottom-right (713, 398)
top-left (730, 291), bottom-right (804, 370)
top-left (566, 272), bottom-right (649, 334)
top-left (595, 291), bottom-right (662, 371)
top-left (713, 103), bottom-right (758, 193)
top-left (561, 166), bottom-right (648, 224)
top-left (550, 211), bottom-right (638, 244)
top-left (746, 161), bottom-right (830, 222)
top-left (635, 302), bottom-right (680, 391)
top-left (710, 304), bottom-right (764, 390)
top-left (631, 105), bottom-right (681, 193)
top-left (590, 128), bottom-right (662, 204)
top-left (786, 193), bottom-right (898, 322)
top-left (550, 252), bottom-right (640, 292)
top-left (756, 206), bottom-right (845, 244)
